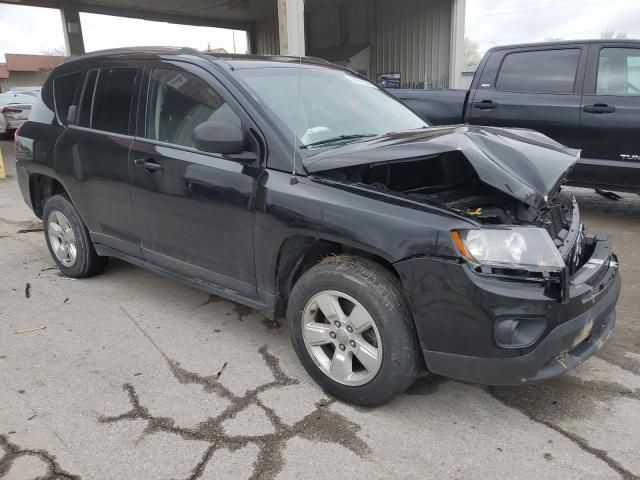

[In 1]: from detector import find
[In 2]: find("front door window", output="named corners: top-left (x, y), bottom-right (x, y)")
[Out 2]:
top-left (145, 68), bottom-right (241, 149)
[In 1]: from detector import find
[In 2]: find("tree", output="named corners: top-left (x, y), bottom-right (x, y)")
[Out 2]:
top-left (600, 30), bottom-right (627, 39)
top-left (464, 37), bottom-right (482, 69)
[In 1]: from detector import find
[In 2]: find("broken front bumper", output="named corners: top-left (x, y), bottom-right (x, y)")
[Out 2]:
top-left (395, 235), bottom-right (620, 385)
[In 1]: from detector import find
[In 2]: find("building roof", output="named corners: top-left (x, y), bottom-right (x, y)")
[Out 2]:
top-left (4, 54), bottom-right (65, 72)
top-left (205, 47), bottom-right (228, 54)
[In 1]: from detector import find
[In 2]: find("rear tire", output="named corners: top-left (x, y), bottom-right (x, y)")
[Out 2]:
top-left (43, 194), bottom-right (107, 278)
top-left (287, 255), bottom-right (420, 406)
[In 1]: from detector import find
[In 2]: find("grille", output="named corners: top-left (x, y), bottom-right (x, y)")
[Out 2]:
top-left (539, 203), bottom-right (570, 240)
top-left (538, 201), bottom-right (588, 273)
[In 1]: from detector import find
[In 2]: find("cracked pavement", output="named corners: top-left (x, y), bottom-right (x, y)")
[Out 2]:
top-left (1, 140), bottom-right (639, 479)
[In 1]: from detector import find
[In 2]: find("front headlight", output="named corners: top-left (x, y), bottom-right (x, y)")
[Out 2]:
top-left (451, 227), bottom-right (565, 270)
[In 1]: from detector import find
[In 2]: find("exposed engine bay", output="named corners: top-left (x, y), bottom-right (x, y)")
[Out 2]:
top-left (315, 151), bottom-right (591, 277)
top-left (318, 152), bottom-right (550, 224)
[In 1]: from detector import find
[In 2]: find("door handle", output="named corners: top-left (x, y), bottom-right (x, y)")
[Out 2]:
top-left (134, 158), bottom-right (163, 172)
top-left (583, 104), bottom-right (616, 114)
top-left (473, 100), bottom-right (499, 110)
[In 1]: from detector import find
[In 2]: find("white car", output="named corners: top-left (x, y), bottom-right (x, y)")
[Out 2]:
top-left (0, 93), bottom-right (35, 137)
top-left (4, 87), bottom-right (41, 97)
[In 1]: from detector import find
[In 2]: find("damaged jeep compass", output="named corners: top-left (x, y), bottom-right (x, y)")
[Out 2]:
top-left (15, 49), bottom-right (621, 406)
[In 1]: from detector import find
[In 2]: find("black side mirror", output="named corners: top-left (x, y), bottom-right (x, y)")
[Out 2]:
top-left (66, 105), bottom-right (78, 125)
top-left (192, 120), bottom-right (245, 155)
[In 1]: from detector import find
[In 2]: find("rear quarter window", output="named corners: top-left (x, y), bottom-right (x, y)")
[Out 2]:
top-left (496, 49), bottom-right (581, 94)
top-left (53, 71), bottom-right (83, 125)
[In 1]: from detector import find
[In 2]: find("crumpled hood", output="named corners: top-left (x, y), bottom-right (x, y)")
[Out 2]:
top-left (304, 125), bottom-right (580, 209)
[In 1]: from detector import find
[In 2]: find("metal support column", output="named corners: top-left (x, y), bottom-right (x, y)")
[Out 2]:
top-left (449, 0), bottom-right (466, 88)
top-left (277, 0), bottom-right (305, 56)
top-left (60, 1), bottom-right (85, 56)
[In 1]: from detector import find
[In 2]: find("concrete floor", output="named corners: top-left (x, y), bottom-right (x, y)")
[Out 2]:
top-left (1, 139), bottom-right (639, 480)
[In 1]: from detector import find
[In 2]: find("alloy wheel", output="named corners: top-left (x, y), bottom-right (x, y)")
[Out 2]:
top-left (301, 290), bottom-right (383, 386)
top-left (47, 210), bottom-right (78, 267)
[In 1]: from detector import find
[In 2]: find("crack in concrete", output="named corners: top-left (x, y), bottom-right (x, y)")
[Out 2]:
top-left (488, 386), bottom-right (640, 480)
top-left (111, 306), bottom-right (371, 479)
top-left (0, 434), bottom-right (79, 480)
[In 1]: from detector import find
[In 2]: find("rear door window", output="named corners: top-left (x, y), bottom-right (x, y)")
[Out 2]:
top-left (53, 71), bottom-right (82, 125)
top-left (78, 70), bottom-right (98, 128)
top-left (496, 49), bottom-right (581, 94)
top-left (77, 67), bottom-right (137, 134)
top-left (91, 68), bottom-right (138, 134)
top-left (596, 47), bottom-right (640, 96)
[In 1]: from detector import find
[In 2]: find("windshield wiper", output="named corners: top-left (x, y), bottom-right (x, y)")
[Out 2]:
top-left (301, 134), bottom-right (377, 149)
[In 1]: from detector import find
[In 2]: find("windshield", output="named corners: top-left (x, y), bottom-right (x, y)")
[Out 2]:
top-left (235, 65), bottom-right (428, 149)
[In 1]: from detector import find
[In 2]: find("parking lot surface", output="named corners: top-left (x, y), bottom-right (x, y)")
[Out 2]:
top-left (1, 139), bottom-right (639, 480)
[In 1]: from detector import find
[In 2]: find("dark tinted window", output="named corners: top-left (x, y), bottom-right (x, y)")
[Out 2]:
top-left (53, 72), bottom-right (82, 125)
top-left (145, 68), bottom-right (240, 148)
top-left (597, 48), bottom-right (640, 96)
top-left (496, 49), bottom-right (580, 94)
top-left (91, 68), bottom-right (137, 134)
top-left (78, 70), bottom-right (97, 128)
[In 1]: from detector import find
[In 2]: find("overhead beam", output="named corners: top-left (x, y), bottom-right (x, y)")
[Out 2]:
top-left (0, 0), bottom-right (60, 9)
top-left (0, 0), bottom-right (249, 30)
top-left (78, 4), bottom-right (249, 30)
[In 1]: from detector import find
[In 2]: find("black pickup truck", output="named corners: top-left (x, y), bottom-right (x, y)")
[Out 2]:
top-left (391, 40), bottom-right (640, 193)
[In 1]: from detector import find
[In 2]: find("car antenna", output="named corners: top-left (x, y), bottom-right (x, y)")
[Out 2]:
top-left (290, 38), bottom-right (303, 185)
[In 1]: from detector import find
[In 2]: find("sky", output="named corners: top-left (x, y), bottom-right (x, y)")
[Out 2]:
top-left (0, 0), bottom-right (638, 61)
top-left (466, 0), bottom-right (640, 56)
top-left (0, 5), bottom-right (248, 61)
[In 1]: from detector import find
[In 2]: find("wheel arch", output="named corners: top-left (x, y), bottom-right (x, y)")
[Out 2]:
top-left (28, 174), bottom-right (69, 219)
top-left (272, 234), bottom-right (401, 319)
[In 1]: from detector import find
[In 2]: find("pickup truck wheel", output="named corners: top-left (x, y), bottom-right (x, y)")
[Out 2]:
top-left (287, 256), bottom-right (420, 406)
top-left (43, 194), bottom-right (106, 278)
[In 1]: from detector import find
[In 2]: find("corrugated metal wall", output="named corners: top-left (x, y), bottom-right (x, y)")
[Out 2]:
top-left (253, 0), bottom-right (453, 88)
top-left (372, 0), bottom-right (452, 88)
top-left (307, 7), bottom-right (342, 50)
top-left (253, 19), bottom-right (279, 55)
top-left (306, 2), bottom-right (370, 51)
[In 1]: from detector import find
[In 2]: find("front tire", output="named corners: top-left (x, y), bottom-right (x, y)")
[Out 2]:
top-left (287, 256), bottom-right (420, 406)
top-left (43, 194), bottom-right (107, 278)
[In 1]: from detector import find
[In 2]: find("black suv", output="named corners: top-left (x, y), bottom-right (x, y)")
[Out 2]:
top-left (16, 48), bottom-right (620, 406)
